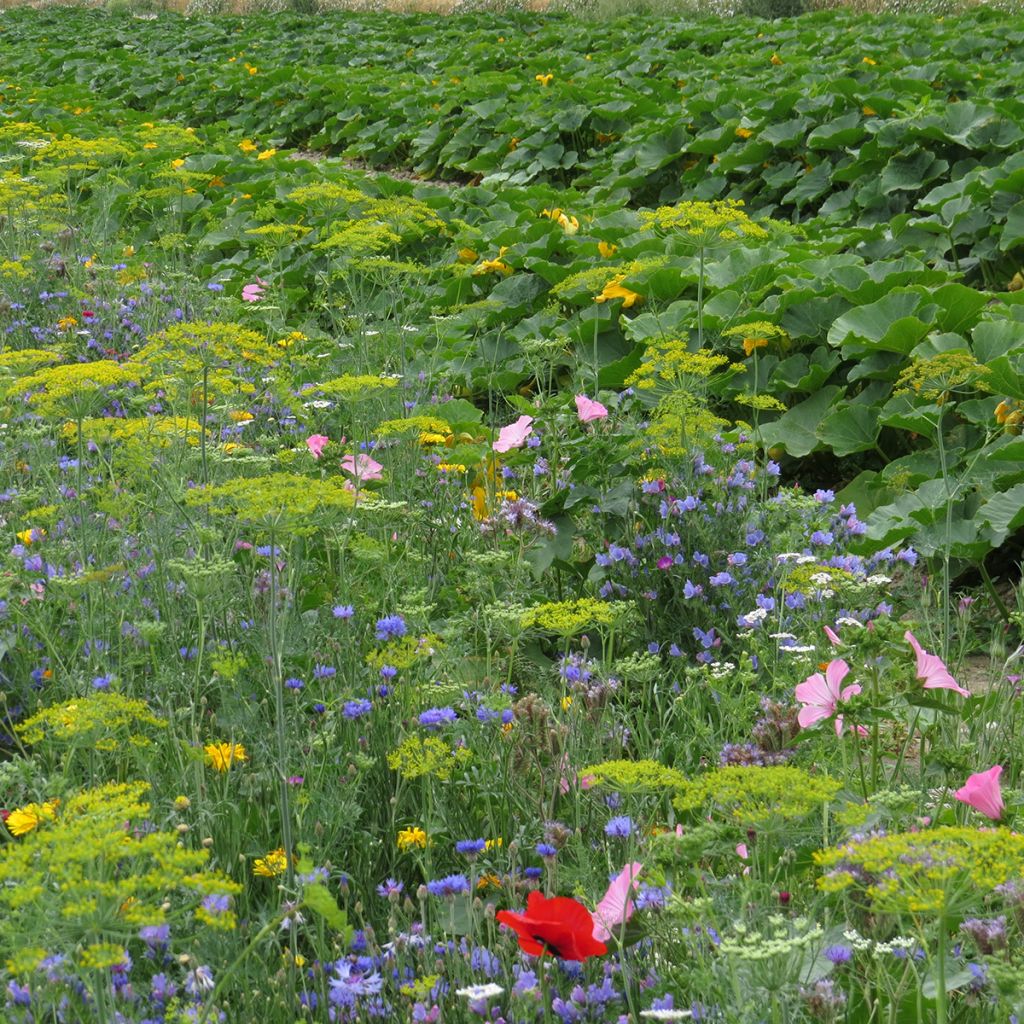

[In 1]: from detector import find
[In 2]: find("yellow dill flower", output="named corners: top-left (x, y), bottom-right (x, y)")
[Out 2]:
top-left (204, 741), bottom-right (248, 772)
top-left (673, 766), bottom-right (842, 827)
top-left (894, 350), bottom-right (990, 401)
top-left (6, 799), bottom-right (59, 837)
top-left (183, 472), bottom-right (355, 527)
top-left (815, 826), bottom-right (1024, 914)
top-left (387, 736), bottom-right (472, 780)
top-left (581, 759), bottom-right (688, 792)
top-left (77, 943), bottom-right (129, 970)
top-left (594, 275), bottom-right (642, 308)
top-left (520, 598), bottom-right (626, 636)
top-left (397, 826), bottom-right (428, 852)
top-left (253, 848), bottom-right (289, 877)
top-left (17, 360), bottom-right (142, 416)
top-left (17, 692), bottom-right (166, 747)
top-left (639, 199), bottom-right (767, 243)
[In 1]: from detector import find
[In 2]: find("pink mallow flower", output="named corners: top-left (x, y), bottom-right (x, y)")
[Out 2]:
top-left (241, 279), bottom-right (267, 302)
top-left (904, 631), bottom-right (970, 698)
top-left (955, 765), bottom-right (1004, 821)
top-left (592, 862), bottom-right (642, 943)
top-left (306, 434), bottom-right (330, 459)
top-left (340, 454), bottom-right (383, 482)
top-left (794, 659), bottom-right (861, 737)
top-left (493, 415), bottom-right (534, 453)
top-left (575, 394), bottom-right (608, 424)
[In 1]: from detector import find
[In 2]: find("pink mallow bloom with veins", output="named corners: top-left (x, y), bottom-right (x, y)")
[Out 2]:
top-left (955, 765), bottom-right (1004, 821)
top-left (340, 453), bottom-right (383, 483)
top-left (492, 415), bottom-right (534, 453)
top-left (904, 630), bottom-right (970, 697)
top-left (241, 278), bottom-right (267, 302)
top-left (794, 659), bottom-right (861, 737)
top-left (306, 434), bottom-right (330, 459)
top-left (575, 395), bottom-right (608, 424)
top-left (591, 862), bottom-right (642, 943)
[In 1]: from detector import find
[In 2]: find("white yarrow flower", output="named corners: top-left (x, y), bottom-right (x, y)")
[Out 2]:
top-left (455, 983), bottom-right (505, 1000)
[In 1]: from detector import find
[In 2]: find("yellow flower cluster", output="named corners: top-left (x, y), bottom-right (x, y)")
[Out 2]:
top-left (673, 766), bottom-right (842, 826)
top-left (520, 597), bottom-right (626, 636)
top-left (253, 848), bottom-right (289, 877)
top-left (626, 343), bottom-right (734, 391)
top-left (16, 692), bottom-right (167, 747)
top-left (580, 758), bottom-right (688, 792)
top-left (184, 472), bottom-right (355, 527)
top-left (5, 799), bottom-right (60, 837)
top-left (639, 199), bottom-right (768, 243)
top-left (16, 360), bottom-right (142, 416)
top-left (387, 735), bottom-right (472, 780)
top-left (0, 782), bottom-right (240, 947)
top-left (365, 634), bottom-right (441, 672)
top-left (314, 374), bottom-right (400, 399)
top-left (894, 350), bottom-right (991, 400)
top-left (816, 826), bottom-right (1024, 914)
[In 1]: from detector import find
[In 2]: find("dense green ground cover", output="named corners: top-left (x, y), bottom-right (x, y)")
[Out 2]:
top-left (1, 7), bottom-right (1024, 1023)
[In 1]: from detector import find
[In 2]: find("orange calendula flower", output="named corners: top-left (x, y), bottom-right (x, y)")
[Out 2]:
top-left (397, 826), bottom-right (428, 852)
top-left (253, 847), bottom-right (289, 877)
top-left (594, 276), bottom-right (642, 309)
top-left (204, 742), bottom-right (248, 772)
top-left (6, 799), bottom-right (59, 837)
top-left (743, 336), bottom-right (769, 357)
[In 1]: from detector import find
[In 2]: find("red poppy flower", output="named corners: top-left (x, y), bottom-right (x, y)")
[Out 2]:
top-left (496, 890), bottom-right (607, 961)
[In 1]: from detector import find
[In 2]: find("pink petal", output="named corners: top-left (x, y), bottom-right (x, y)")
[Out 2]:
top-left (823, 625), bottom-right (842, 646)
top-left (823, 659), bottom-right (851, 697)
top-left (575, 395), bottom-right (609, 424)
top-left (955, 765), bottom-right (1003, 820)
top-left (493, 415), bottom-right (534, 453)
top-left (795, 673), bottom-right (832, 709)
top-left (906, 630), bottom-right (969, 697)
top-left (340, 454), bottom-right (383, 482)
top-left (241, 282), bottom-right (265, 302)
top-left (798, 704), bottom-right (833, 729)
top-left (592, 862), bottom-right (642, 942)
top-left (306, 434), bottom-right (330, 459)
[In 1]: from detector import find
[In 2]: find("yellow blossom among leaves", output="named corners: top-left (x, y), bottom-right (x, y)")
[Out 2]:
top-left (204, 741), bottom-right (248, 772)
top-left (397, 826), bottom-right (428, 852)
top-left (598, 241), bottom-right (618, 259)
top-left (5, 800), bottom-right (59, 837)
top-left (256, 148), bottom-right (277, 160)
top-left (253, 847), bottom-right (289, 877)
top-left (594, 275), bottom-right (642, 308)
top-left (535, 73), bottom-right (554, 86)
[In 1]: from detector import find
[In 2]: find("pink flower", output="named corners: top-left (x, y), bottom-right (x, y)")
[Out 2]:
top-left (306, 434), bottom-right (330, 459)
top-left (735, 843), bottom-right (748, 860)
top-left (575, 395), bottom-right (608, 424)
top-left (823, 625), bottom-right (843, 647)
top-left (955, 765), bottom-right (1004, 820)
top-left (794, 659), bottom-right (861, 737)
top-left (592, 862), bottom-right (642, 942)
top-left (493, 415), bottom-right (534, 453)
top-left (340, 454), bottom-right (383, 482)
top-left (657, 556), bottom-right (673, 570)
top-left (241, 279), bottom-right (267, 302)
top-left (904, 631), bottom-right (970, 698)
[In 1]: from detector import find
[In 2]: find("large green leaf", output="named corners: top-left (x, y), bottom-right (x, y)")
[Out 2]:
top-left (756, 386), bottom-right (843, 458)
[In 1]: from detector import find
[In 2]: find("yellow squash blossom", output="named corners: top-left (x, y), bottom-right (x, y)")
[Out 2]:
top-left (535, 73), bottom-right (553, 86)
top-left (473, 248), bottom-right (513, 277)
top-left (598, 241), bottom-right (618, 259)
top-left (594, 275), bottom-right (642, 309)
top-left (743, 336), bottom-right (769, 357)
top-left (542, 208), bottom-right (579, 235)
top-left (238, 139), bottom-right (258, 153)
top-left (256, 148), bottom-right (277, 161)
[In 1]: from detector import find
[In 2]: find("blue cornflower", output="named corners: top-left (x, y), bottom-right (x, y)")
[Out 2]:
top-left (418, 707), bottom-right (457, 729)
top-left (343, 699), bottom-right (373, 720)
top-left (375, 614), bottom-right (407, 641)
top-left (376, 878), bottom-right (404, 898)
top-left (455, 838), bottom-right (486, 856)
top-left (333, 604), bottom-right (355, 619)
top-left (604, 816), bottom-right (633, 838)
top-left (426, 874), bottom-right (470, 897)
top-left (536, 843), bottom-right (557, 858)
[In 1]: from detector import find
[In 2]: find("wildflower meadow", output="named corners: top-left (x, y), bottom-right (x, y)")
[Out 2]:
top-left (2, 3), bottom-right (1024, 1022)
